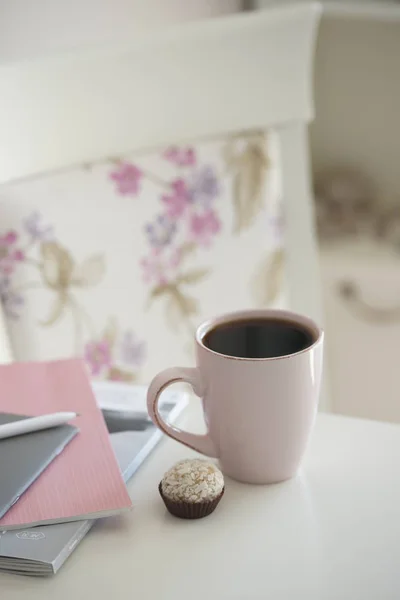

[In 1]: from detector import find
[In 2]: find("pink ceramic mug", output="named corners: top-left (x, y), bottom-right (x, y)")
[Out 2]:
top-left (147, 309), bottom-right (323, 484)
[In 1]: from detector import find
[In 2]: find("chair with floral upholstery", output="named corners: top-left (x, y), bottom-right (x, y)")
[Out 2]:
top-left (0, 5), bottom-right (325, 403)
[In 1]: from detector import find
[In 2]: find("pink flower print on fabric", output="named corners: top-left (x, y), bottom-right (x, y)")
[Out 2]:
top-left (163, 146), bottom-right (196, 167)
top-left (189, 166), bottom-right (219, 208)
top-left (161, 179), bottom-right (191, 219)
top-left (189, 209), bottom-right (221, 247)
top-left (169, 247), bottom-right (182, 269)
top-left (119, 332), bottom-right (146, 368)
top-left (0, 231), bottom-right (25, 275)
top-left (23, 212), bottom-right (54, 242)
top-left (269, 206), bottom-right (285, 246)
top-left (145, 215), bottom-right (177, 248)
top-left (110, 162), bottom-right (143, 196)
top-left (141, 248), bottom-right (181, 286)
top-left (84, 339), bottom-right (112, 376)
top-left (0, 277), bottom-right (24, 319)
top-left (141, 250), bottom-right (167, 286)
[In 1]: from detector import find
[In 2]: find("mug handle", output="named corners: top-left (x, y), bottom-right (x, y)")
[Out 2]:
top-left (147, 366), bottom-right (218, 458)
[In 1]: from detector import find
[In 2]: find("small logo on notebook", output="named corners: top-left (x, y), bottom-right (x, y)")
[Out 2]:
top-left (16, 531), bottom-right (45, 541)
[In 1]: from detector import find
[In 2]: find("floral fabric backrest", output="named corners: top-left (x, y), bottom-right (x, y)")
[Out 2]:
top-left (0, 130), bottom-right (285, 383)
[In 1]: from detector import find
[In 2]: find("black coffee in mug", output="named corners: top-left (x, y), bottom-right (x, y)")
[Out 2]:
top-left (202, 317), bottom-right (316, 359)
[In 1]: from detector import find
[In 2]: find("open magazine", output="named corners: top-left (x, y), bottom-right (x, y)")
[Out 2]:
top-left (0, 382), bottom-right (187, 577)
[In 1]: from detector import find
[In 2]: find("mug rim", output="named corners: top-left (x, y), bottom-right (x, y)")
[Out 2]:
top-left (196, 308), bottom-right (323, 362)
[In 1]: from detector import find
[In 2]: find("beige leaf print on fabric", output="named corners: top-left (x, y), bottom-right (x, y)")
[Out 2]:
top-left (179, 241), bottom-right (197, 259)
top-left (71, 255), bottom-right (106, 287)
top-left (103, 316), bottom-right (118, 346)
top-left (165, 294), bottom-right (181, 330)
top-left (150, 280), bottom-right (200, 332)
top-left (107, 366), bottom-right (137, 382)
top-left (176, 268), bottom-right (209, 285)
top-left (41, 292), bottom-right (68, 327)
top-left (40, 242), bottom-right (74, 290)
top-left (224, 131), bottom-right (270, 234)
top-left (252, 248), bottom-right (285, 306)
top-left (39, 242), bottom-right (105, 327)
top-left (169, 287), bottom-right (198, 318)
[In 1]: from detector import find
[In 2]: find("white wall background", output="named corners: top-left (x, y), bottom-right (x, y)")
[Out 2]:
top-left (311, 14), bottom-right (400, 205)
top-left (255, 1), bottom-right (400, 205)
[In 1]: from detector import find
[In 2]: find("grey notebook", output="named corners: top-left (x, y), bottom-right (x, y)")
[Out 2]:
top-left (0, 413), bottom-right (78, 521)
top-left (0, 384), bottom-right (187, 577)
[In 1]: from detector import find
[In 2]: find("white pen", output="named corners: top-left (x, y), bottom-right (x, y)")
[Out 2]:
top-left (0, 412), bottom-right (78, 440)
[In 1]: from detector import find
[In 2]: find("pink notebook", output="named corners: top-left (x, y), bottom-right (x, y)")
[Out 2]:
top-left (0, 359), bottom-right (132, 530)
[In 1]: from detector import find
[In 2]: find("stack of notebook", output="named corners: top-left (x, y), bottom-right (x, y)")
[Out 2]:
top-left (0, 359), bottom-right (132, 531)
top-left (0, 360), bottom-right (187, 576)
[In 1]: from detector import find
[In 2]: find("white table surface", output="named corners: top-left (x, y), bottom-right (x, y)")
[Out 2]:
top-left (2, 407), bottom-right (400, 599)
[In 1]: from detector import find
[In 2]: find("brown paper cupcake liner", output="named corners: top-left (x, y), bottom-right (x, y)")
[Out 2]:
top-left (158, 482), bottom-right (224, 519)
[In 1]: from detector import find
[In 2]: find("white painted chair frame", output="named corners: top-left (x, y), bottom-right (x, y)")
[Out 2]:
top-left (0, 3), bottom-right (328, 406)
